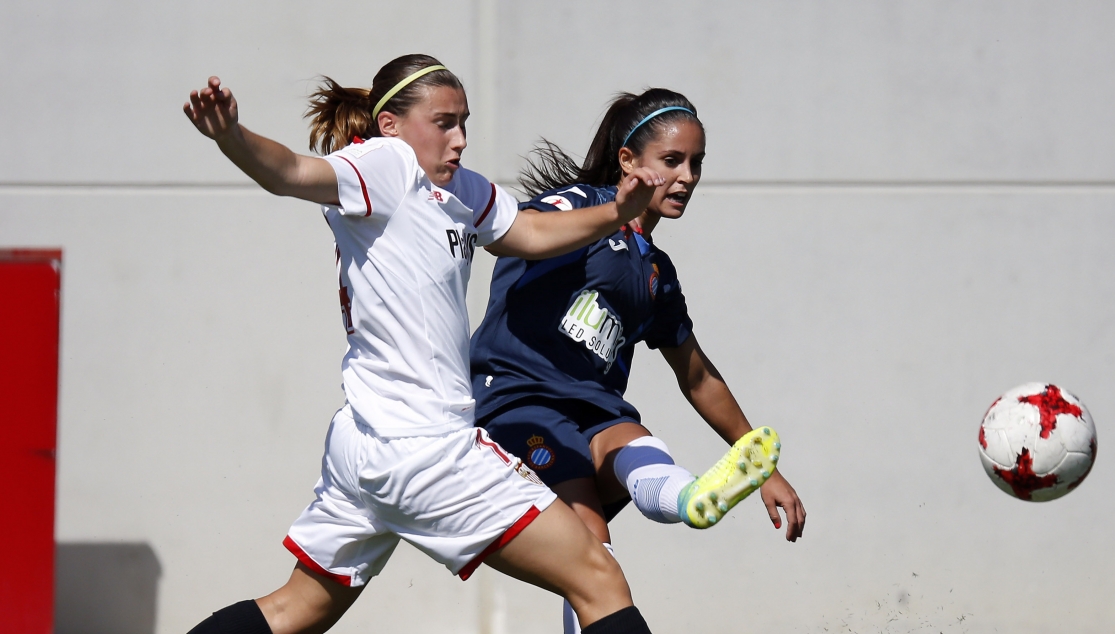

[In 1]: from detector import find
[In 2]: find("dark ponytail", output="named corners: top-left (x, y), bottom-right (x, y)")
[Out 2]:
top-left (519, 88), bottom-right (702, 197)
top-left (305, 54), bottom-right (464, 155)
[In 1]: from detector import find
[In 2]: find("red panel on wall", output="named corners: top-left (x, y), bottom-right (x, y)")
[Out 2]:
top-left (0, 249), bottom-right (62, 634)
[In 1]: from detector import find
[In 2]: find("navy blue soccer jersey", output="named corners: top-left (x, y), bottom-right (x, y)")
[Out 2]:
top-left (470, 183), bottom-right (693, 425)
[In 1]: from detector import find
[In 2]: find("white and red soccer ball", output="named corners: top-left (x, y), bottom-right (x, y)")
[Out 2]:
top-left (978, 383), bottom-right (1097, 502)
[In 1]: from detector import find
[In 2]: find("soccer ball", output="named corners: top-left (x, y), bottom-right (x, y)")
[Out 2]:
top-left (978, 383), bottom-right (1097, 502)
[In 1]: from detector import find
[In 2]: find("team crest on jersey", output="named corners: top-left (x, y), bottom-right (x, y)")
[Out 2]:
top-left (514, 460), bottom-right (545, 486)
top-left (560, 289), bottom-right (625, 372)
top-left (525, 435), bottom-right (555, 470)
top-left (540, 194), bottom-right (573, 210)
top-left (648, 263), bottom-right (660, 299)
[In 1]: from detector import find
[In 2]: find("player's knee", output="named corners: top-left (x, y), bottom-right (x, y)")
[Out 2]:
top-left (579, 543), bottom-right (629, 598)
top-left (564, 544), bottom-right (633, 625)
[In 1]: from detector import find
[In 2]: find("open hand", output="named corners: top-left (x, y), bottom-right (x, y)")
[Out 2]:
top-left (614, 167), bottom-right (664, 223)
top-left (760, 470), bottom-right (806, 542)
top-left (183, 76), bottom-right (239, 140)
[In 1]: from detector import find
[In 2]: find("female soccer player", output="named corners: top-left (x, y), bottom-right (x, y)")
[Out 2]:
top-left (470, 88), bottom-right (807, 632)
top-left (182, 55), bottom-right (665, 634)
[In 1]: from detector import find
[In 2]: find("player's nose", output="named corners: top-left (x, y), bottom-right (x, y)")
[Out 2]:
top-left (450, 127), bottom-right (467, 152)
top-left (677, 163), bottom-right (694, 184)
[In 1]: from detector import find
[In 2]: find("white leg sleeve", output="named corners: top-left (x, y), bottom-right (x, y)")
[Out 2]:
top-left (563, 543), bottom-right (615, 634)
top-left (612, 436), bottom-right (695, 524)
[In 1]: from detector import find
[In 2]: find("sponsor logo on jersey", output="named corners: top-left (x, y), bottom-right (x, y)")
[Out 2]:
top-left (560, 289), bottom-right (625, 372)
top-left (446, 229), bottom-right (478, 263)
top-left (608, 238), bottom-right (628, 251)
top-left (525, 435), bottom-right (555, 470)
top-left (540, 194), bottom-right (573, 210)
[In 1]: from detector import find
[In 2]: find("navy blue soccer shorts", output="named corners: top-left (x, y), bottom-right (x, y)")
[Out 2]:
top-left (479, 398), bottom-right (638, 490)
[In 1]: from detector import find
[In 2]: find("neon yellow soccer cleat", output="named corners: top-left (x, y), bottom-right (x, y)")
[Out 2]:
top-left (677, 427), bottom-right (780, 529)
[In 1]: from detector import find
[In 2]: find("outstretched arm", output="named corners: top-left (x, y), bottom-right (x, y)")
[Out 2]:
top-left (184, 76), bottom-right (339, 205)
top-left (660, 334), bottom-right (806, 541)
top-left (486, 168), bottom-right (664, 260)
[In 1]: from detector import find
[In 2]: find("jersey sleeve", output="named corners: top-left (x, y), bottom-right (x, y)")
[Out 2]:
top-left (474, 183), bottom-right (519, 246)
top-left (642, 252), bottom-right (694, 350)
top-left (520, 184), bottom-right (601, 212)
top-left (323, 139), bottom-right (417, 217)
top-left (445, 168), bottom-right (519, 246)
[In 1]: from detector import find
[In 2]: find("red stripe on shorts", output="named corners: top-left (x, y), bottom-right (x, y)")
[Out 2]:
top-left (473, 182), bottom-right (497, 228)
top-left (337, 155), bottom-right (373, 217)
top-left (475, 428), bottom-right (511, 464)
top-left (283, 535), bottom-right (353, 586)
top-left (458, 505), bottom-right (542, 581)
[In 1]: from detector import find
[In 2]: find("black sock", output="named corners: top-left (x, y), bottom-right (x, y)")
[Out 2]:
top-left (581, 606), bottom-right (651, 634)
top-left (186, 600), bottom-right (273, 634)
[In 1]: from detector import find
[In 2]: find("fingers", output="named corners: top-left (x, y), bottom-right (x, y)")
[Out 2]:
top-left (197, 77), bottom-right (222, 101)
top-left (766, 497), bottom-right (804, 542)
top-left (185, 89), bottom-right (203, 117)
top-left (760, 477), bottom-right (806, 542)
top-left (184, 88), bottom-right (214, 133)
top-left (763, 495), bottom-right (783, 531)
top-left (184, 77), bottom-right (238, 139)
top-left (206, 77), bottom-right (235, 105)
top-left (782, 498), bottom-right (806, 542)
top-left (624, 167), bottom-right (664, 189)
top-left (614, 168), bottom-right (664, 221)
top-left (616, 168), bottom-right (664, 197)
top-left (184, 77), bottom-right (225, 112)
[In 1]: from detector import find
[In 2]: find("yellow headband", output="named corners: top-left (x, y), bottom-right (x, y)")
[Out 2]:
top-left (371, 65), bottom-right (448, 118)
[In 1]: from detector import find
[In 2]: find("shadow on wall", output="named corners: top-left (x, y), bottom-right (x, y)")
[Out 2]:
top-left (55, 542), bottom-right (161, 634)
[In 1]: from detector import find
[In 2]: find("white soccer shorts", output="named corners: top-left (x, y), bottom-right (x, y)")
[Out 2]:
top-left (284, 406), bottom-right (556, 586)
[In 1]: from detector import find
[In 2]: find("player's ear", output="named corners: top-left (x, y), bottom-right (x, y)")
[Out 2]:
top-left (378, 111), bottom-right (400, 137)
top-left (617, 146), bottom-right (638, 176)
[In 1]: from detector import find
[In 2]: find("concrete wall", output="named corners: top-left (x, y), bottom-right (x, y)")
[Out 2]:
top-left (2, 2), bottom-right (1113, 632)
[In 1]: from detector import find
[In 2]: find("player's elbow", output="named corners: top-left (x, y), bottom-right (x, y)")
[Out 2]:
top-left (259, 169), bottom-right (312, 200)
top-left (257, 180), bottom-right (291, 197)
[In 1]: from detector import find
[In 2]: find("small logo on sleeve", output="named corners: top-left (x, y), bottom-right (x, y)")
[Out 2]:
top-left (348, 141), bottom-right (386, 158)
top-left (560, 289), bottom-right (625, 372)
top-left (540, 195), bottom-right (573, 210)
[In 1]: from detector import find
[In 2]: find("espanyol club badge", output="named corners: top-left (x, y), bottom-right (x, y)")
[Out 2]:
top-left (526, 435), bottom-right (555, 470)
top-left (648, 263), bottom-right (660, 299)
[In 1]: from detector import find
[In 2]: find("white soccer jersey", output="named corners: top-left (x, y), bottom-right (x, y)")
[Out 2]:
top-left (322, 137), bottom-right (518, 437)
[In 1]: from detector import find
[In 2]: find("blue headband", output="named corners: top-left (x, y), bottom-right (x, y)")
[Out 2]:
top-left (621, 106), bottom-right (696, 148)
